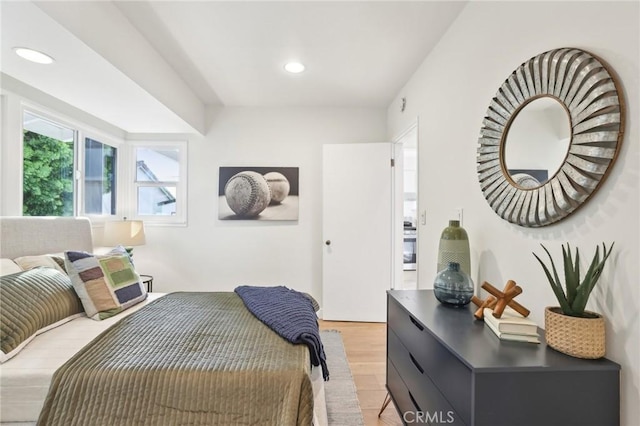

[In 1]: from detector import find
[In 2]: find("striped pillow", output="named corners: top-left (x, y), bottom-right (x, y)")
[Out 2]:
top-left (0, 268), bottom-right (84, 363)
top-left (65, 247), bottom-right (147, 320)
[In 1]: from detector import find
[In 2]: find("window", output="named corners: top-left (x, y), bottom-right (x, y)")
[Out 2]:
top-left (22, 110), bottom-right (119, 217)
top-left (22, 112), bottom-right (75, 216)
top-left (84, 138), bottom-right (116, 215)
top-left (132, 141), bottom-right (187, 224)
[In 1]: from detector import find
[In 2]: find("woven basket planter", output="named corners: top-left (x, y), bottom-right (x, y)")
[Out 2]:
top-left (544, 307), bottom-right (605, 359)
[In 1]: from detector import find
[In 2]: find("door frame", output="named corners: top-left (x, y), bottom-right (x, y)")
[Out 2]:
top-left (392, 120), bottom-right (419, 290)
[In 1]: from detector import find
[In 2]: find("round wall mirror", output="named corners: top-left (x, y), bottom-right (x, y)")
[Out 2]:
top-left (504, 97), bottom-right (571, 189)
top-left (477, 48), bottom-right (625, 227)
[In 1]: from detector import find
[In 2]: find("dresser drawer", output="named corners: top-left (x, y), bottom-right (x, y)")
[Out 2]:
top-left (388, 328), bottom-right (465, 425)
top-left (387, 290), bottom-right (621, 426)
top-left (388, 297), bottom-right (472, 424)
top-left (387, 358), bottom-right (413, 423)
top-left (388, 358), bottom-right (447, 426)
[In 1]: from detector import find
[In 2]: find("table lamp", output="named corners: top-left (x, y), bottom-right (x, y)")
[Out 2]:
top-left (104, 219), bottom-right (146, 257)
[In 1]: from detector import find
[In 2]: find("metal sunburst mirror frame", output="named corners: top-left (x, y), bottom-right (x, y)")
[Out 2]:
top-left (477, 48), bottom-right (625, 227)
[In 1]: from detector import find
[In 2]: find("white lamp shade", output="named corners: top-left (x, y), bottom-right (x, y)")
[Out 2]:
top-left (104, 220), bottom-right (146, 247)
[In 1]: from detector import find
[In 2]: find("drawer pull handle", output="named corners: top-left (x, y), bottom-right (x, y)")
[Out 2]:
top-left (409, 353), bottom-right (424, 374)
top-left (408, 390), bottom-right (422, 412)
top-left (409, 315), bottom-right (424, 331)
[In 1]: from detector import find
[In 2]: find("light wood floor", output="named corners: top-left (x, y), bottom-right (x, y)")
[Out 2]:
top-left (319, 320), bottom-right (403, 426)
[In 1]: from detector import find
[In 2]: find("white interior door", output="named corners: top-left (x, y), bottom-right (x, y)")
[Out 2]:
top-left (322, 142), bottom-right (392, 322)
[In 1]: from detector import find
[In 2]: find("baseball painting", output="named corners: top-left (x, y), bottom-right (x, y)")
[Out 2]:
top-left (218, 167), bottom-right (299, 220)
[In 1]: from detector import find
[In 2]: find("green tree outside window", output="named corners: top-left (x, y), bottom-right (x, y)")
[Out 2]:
top-left (23, 131), bottom-right (74, 216)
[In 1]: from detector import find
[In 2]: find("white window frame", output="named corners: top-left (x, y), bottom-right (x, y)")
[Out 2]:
top-left (81, 130), bottom-right (123, 220)
top-left (20, 102), bottom-right (124, 221)
top-left (128, 140), bottom-right (188, 226)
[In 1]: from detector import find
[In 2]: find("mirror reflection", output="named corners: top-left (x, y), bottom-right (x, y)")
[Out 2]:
top-left (503, 97), bottom-right (571, 189)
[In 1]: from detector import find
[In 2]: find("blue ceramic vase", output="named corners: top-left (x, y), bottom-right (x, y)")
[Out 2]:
top-left (433, 261), bottom-right (474, 307)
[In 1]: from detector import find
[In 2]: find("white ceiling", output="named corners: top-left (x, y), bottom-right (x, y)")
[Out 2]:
top-left (1, 1), bottom-right (466, 135)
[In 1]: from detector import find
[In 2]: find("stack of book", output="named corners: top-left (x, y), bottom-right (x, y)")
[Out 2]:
top-left (483, 307), bottom-right (540, 344)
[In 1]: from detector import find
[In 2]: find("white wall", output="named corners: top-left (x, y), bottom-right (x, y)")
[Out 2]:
top-left (2, 89), bottom-right (385, 303)
top-left (132, 106), bottom-right (386, 303)
top-left (387, 2), bottom-right (639, 424)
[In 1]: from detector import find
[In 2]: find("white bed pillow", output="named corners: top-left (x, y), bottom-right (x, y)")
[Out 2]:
top-left (13, 255), bottom-right (66, 274)
top-left (0, 259), bottom-right (22, 276)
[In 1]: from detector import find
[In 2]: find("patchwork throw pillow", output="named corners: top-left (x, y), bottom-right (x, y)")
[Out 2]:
top-left (65, 247), bottom-right (147, 320)
top-left (0, 268), bottom-right (84, 363)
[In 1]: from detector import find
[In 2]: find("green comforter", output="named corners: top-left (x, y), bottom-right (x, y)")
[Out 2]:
top-left (38, 292), bottom-right (313, 425)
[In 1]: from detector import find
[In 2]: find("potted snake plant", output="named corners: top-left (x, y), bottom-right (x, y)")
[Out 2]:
top-left (533, 242), bottom-right (614, 359)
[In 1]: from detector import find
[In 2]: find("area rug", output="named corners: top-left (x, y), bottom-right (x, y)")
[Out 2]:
top-left (321, 330), bottom-right (365, 426)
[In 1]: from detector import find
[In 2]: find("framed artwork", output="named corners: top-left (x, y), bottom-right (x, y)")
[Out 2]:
top-left (218, 166), bottom-right (299, 220)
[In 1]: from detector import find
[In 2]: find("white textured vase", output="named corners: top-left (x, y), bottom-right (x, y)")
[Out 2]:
top-left (437, 220), bottom-right (470, 276)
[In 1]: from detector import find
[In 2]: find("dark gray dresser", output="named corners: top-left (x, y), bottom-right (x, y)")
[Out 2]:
top-left (386, 290), bottom-right (620, 426)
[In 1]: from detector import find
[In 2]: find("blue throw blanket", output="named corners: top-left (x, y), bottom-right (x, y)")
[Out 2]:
top-left (235, 286), bottom-right (329, 380)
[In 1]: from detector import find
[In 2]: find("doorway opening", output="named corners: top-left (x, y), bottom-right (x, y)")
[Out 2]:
top-left (394, 123), bottom-right (418, 290)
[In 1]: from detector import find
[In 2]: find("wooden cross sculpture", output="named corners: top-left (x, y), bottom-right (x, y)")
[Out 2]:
top-left (471, 280), bottom-right (531, 320)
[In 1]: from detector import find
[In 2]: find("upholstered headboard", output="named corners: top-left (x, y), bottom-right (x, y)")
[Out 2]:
top-left (0, 217), bottom-right (94, 259)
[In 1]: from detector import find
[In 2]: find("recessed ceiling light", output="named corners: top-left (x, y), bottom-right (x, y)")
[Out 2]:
top-left (284, 62), bottom-right (305, 74)
top-left (13, 47), bottom-right (54, 65)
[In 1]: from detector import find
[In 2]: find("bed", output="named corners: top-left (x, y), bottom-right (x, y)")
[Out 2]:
top-left (0, 217), bottom-right (327, 425)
